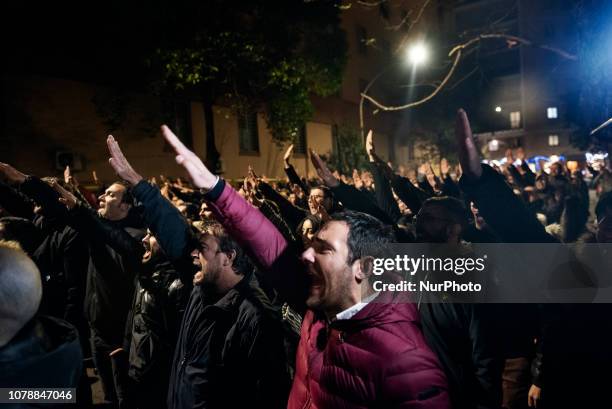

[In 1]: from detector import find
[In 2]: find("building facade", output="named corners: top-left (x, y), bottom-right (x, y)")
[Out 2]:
top-left (1, 2), bottom-right (427, 183)
top-left (450, 0), bottom-right (583, 161)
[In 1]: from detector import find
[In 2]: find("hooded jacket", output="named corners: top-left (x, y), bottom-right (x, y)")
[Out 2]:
top-left (0, 316), bottom-right (82, 394)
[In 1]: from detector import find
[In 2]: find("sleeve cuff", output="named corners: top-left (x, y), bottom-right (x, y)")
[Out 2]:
top-left (203, 177), bottom-right (225, 202)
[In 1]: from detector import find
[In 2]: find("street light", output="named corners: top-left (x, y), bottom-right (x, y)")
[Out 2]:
top-left (406, 42), bottom-right (428, 66)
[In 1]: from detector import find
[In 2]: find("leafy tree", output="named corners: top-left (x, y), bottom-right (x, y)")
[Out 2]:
top-left (154, 0), bottom-right (348, 171)
top-left (328, 124), bottom-right (369, 174)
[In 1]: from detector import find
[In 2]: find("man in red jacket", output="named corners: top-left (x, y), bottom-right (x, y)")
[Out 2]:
top-left (161, 125), bottom-right (450, 409)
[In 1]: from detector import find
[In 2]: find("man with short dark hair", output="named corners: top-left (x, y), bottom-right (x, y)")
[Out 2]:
top-left (415, 196), bottom-right (470, 244)
top-left (105, 135), bottom-right (293, 409)
top-left (0, 163), bottom-right (144, 406)
top-left (158, 125), bottom-right (450, 409)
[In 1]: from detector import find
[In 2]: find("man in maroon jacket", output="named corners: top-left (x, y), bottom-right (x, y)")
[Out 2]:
top-left (160, 125), bottom-right (450, 409)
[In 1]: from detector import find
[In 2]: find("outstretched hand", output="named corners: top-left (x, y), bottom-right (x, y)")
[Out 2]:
top-left (52, 181), bottom-right (78, 210)
top-left (64, 165), bottom-right (76, 186)
top-left (455, 109), bottom-right (482, 181)
top-left (107, 135), bottom-right (143, 186)
top-left (365, 130), bottom-right (376, 162)
top-left (505, 148), bottom-right (514, 166)
top-left (161, 125), bottom-right (218, 191)
top-left (0, 162), bottom-right (27, 184)
top-left (283, 144), bottom-right (294, 167)
top-left (310, 149), bottom-right (339, 187)
top-left (440, 158), bottom-right (450, 176)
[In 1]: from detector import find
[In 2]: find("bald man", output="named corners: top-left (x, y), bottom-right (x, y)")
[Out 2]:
top-left (0, 241), bottom-right (82, 389)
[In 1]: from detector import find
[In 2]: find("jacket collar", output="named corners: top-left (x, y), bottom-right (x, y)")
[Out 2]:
top-left (330, 291), bottom-right (419, 332)
top-left (200, 272), bottom-right (255, 312)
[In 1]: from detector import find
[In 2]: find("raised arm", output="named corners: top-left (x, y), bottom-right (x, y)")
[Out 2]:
top-left (454, 110), bottom-right (555, 243)
top-left (0, 163), bottom-right (67, 219)
top-left (0, 180), bottom-right (35, 220)
top-left (390, 174), bottom-right (431, 215)
top-left (310, 149), bottom-right (395, 225)
top-left (53, 182), bottom-right (144, 262)
top-left (283, 144), bottom-right (310, 195)
top-left (106, 135), bottom-right (197, 283)
top-left (161, 126), bottom-right (309, 311)
top-left (366, 130), bottom-right (401, 223)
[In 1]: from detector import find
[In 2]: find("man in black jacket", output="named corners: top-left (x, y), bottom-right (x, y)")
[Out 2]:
top-left (412, 196), bottom-right (504, 409)
top-left (106, 134), bottom-right (292, 409)
top-left (0, 163), bottom-right (143, 406)
top-left (52, 180), bottom-right (190, 409)
top-left (455, 109), bottom-right (612, 408)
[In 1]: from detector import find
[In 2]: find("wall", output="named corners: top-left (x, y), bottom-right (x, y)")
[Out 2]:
top-left (1, 76), bottom-right (186, 184)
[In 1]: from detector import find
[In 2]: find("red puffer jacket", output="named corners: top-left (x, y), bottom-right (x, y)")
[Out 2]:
top-left (204, 181), bottom-right (450, 409)
top-left (289, 291), bottom-right (450, 409)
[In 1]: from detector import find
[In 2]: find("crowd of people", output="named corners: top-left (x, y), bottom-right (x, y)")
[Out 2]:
top-left (1, 109), bottom-right (611, 409)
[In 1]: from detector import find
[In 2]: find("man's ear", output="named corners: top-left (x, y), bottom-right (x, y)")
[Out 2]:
top-left (119, 202), bottom-right (132, 212)
top-left (223, 249), bottom-right (237, 267)
top-left (354, 256), bottom-right (374, 283)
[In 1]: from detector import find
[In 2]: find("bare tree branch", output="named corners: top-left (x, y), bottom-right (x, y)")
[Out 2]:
top-left (591, 117), bottom-right (612, 135)
top-left (446, 65), bottom-right (479, 91)
top-left (403, 0), bottom-right (431, 32)
top-left (361, 33), bottom-right (577, 112)
top-left (362, 50), bottom-right (462, 111)
top-left (385, 9), bottom-right (412, 31)
top-left (356, 0), bottom-right (388, 7)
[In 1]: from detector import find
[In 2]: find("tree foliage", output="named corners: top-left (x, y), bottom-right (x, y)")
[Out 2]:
top-left (155, 0), bottom-right (347, 144)
top-left (328, 124), bottom-right (369, 174)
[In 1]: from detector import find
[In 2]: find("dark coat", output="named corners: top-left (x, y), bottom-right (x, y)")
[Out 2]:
top-left (460, 165), bottom-right (612, 406)
top-left (18, 177), bottom-right (145, 346)
top-left (0, 316), bottom-right (82, 391)
top-left (130, 181), bottom-right (292, 409)
top-left (167, 276), bottom-right (292, 409)
top-left (127, 259), bottom-right (188, 384)
top-left (32, 219), bottom-right (89, 327)
top-left (202, 180), bottom-right (450, 409)
top-left (72, 206), bottom-right (144, 346)
top-left (419, 303), bottom-right (503, 409)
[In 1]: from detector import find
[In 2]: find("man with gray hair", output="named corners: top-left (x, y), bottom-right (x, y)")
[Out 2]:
top-left (0, 241), bottom-right (82, 390)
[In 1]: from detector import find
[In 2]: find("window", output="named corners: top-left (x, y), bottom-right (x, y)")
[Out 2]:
top-left (547, 107), bottom-right (558, 119)
top-left (238, 112), bottom-right (259, 154)
top-left (293, 125), bottom-right (307, 154)
top-left (162, 99), bottom-right (192, 152)
top-left (356, 25), bottom-right (368, 55)
top-left (548, 134), bottom-right (559, 146)
top-left (510, 111), bottom-right (521, 129)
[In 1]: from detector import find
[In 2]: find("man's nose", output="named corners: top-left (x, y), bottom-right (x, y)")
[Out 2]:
top-left (301, 247), bottom-right (315, 263)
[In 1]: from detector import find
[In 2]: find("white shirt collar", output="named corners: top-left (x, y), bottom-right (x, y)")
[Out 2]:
top-left (335, 292), bottom-right (380, 321)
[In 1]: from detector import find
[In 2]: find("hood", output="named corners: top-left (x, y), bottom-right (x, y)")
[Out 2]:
top-left (0, 316), bottom-right (82, 388)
